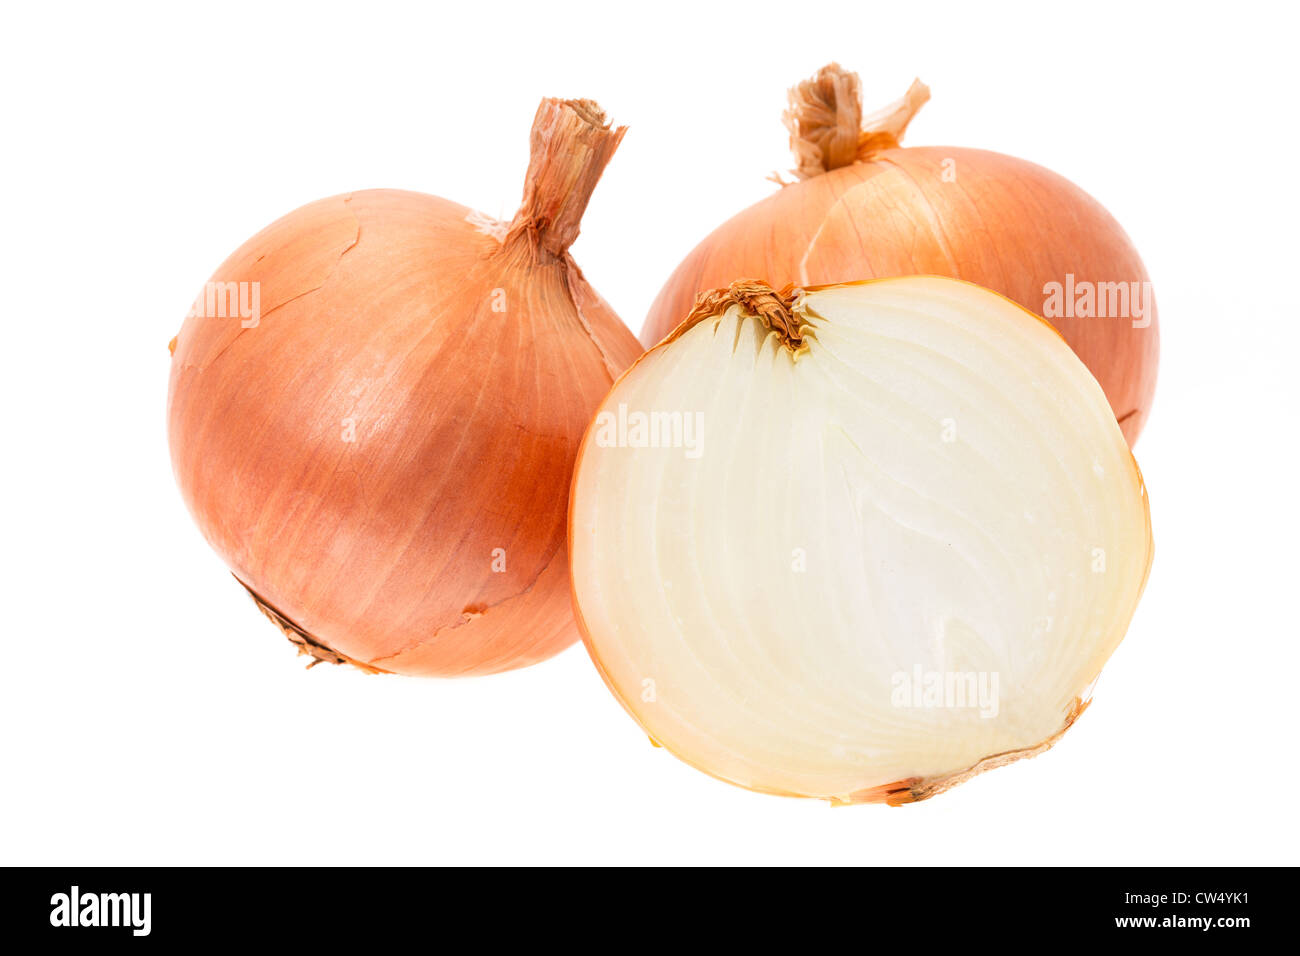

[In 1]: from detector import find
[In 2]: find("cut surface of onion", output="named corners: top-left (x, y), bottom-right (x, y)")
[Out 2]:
top-left (571, 276), bottom-right (1152, 803)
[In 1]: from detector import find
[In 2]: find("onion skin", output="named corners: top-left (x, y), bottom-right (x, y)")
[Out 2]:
top-left (643, 67), bottom-right (1159, 445)
top-left (168, 100), bottom-right (643, 677)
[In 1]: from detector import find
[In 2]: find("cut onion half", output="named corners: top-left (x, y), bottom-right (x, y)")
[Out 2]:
top-left (569, 276), bottom-right (1153, 803)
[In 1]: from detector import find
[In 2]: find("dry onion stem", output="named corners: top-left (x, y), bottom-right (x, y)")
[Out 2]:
top-left (643, 63), bottom-right (1159, 445)
top-left (168, 98), bottom-right (643, 677)
top-left (572, 277), bottom-right (1152, 803)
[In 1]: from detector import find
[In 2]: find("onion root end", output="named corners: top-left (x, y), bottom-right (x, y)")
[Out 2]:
top-left (842, 697), bottom-right (1091, 807)
top-left (237, 578), bottom-right (389, 675)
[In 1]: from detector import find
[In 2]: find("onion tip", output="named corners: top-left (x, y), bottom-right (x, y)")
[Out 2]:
top-left (781, 64), bottom-right (929, 179)
top-left (674, 279), bottom-right (808, 352)
top-left (505, 97), bottom-right (627, 257)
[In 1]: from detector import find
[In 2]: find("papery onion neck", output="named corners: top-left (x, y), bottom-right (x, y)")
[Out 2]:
top-left (677, 279), bottom-right (808, 353)
top-left (782, 64), bottom-right (930, 179)
top-left (505, 98), bottom-right (627, 257)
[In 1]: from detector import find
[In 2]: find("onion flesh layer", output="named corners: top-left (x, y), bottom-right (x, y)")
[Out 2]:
top-left (571, 277), bottom-right (1152, 802)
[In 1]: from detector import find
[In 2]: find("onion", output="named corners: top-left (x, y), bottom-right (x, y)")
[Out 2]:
top-left (643, 64), bottom-right (1159, 445)
top-left (571, 277), bottom-right (1152, 803)
top-left (168, 98), bottom-right (643, 677)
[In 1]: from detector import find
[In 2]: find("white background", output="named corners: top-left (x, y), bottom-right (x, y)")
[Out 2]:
top-left (2, 0), bottom-right (1296, 865)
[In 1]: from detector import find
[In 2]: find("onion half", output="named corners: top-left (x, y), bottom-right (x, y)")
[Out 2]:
top-left (168, 99), bottom-right (644, 677)
top-left (571, 277), bottom-right (1152, 803)
top-left (643, 64), bottom-right (1159, 445)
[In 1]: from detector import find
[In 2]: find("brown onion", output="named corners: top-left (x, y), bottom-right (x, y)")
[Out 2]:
top-left (168, 98), bottom-right (643, 677)
top-left (643, 64), bottom-right (1159, 444)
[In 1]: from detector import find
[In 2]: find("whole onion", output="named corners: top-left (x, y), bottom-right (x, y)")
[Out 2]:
top-left (642, 64), bottom-right (1159, 444)
top-left (168, 98), bottom-right (643, 677)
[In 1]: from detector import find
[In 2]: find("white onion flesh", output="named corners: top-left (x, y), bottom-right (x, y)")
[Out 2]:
top-left (570, 277), bottom-right (1152, 803)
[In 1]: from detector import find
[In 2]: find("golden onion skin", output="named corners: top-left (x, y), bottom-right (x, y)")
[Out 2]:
top-left (169, 102), bottom-right (643, 677)
top-left (643, 71), bottom-right (1159, 446)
